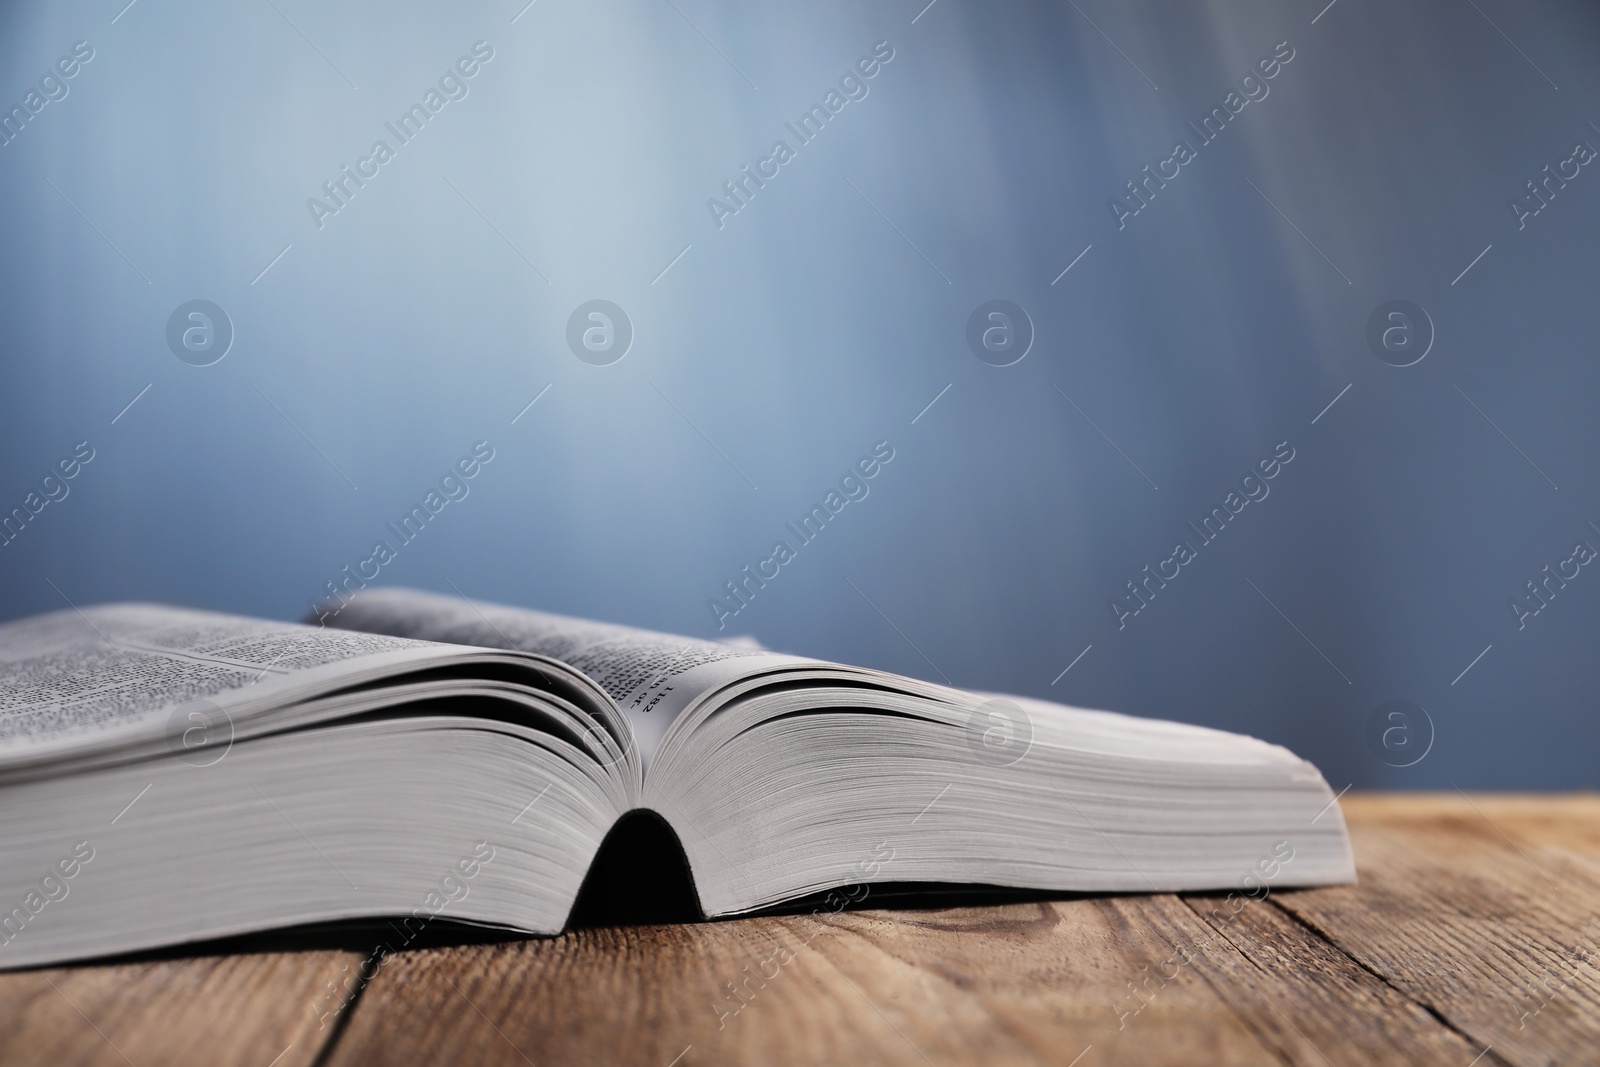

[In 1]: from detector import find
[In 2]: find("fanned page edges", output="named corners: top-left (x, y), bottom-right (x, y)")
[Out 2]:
top-left (323, 589), bottom-right (1355, 912)
top-left (0, 602), bottom-right (636, 788)
top-left (321, 586), bottom-right (796, 773)
top-left (0, 600), bottom-right (655, 968)
top-left (642, 683), bottom-right (1354, 918)
top-left (0, 716), bottom-right (628, 968)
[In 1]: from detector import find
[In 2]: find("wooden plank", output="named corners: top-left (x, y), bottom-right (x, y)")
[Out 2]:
top-left (1273, 793), bottom-right (1600, 1066)
top-left (1337, 793), bottom-right (1600, 866)
top-left (324, 897), bottom-right (1293, 1067)
top-left (0, 949), bottom-right (362, 1067)
top-left (1174, 892), bottom-right (1490, 1065)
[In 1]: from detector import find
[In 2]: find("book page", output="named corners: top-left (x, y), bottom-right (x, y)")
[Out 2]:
top-left (322, 588), bottom-right (809, 760)
top-left (0, 603), bottom-right (434, 756)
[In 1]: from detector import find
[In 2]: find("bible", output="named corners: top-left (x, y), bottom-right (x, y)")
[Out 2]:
top-left (0, 588), bottom-right (1354, 968)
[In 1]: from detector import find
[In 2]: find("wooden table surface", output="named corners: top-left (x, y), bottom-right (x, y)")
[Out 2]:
top-left (3, 793), bottom-right (1597, 1066)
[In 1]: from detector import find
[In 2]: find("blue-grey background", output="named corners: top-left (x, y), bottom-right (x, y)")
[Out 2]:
top-left (1, 0), bottom-right (1596, 788)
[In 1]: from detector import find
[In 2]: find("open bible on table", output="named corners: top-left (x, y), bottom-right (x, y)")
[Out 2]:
top-left (0, 588), bottom-right (1354, 968)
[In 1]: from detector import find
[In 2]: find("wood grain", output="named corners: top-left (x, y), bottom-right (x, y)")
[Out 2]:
top-left (322, 897), bottom-right (1295, 1067)
top-left (0, 949), bottom-right (363, 1067)
top-left (1273, 793), bottom-right (1600, 1066)
top-left (1175, 893), bottom-right (1490, 1065)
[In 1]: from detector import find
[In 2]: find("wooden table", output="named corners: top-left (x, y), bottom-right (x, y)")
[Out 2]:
top-left (3, 793), bottom-right (1597, 1066)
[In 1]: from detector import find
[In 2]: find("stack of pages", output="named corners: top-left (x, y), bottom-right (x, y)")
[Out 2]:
top-left (0, 588), bottom-right (1353, 968)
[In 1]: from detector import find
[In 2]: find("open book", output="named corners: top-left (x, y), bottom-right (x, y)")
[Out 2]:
top-left (0, 588), bottom-right (1354, 968)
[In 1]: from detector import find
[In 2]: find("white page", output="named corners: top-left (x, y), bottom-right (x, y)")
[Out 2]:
top-left (0, 603), bottom-right (438, 757)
